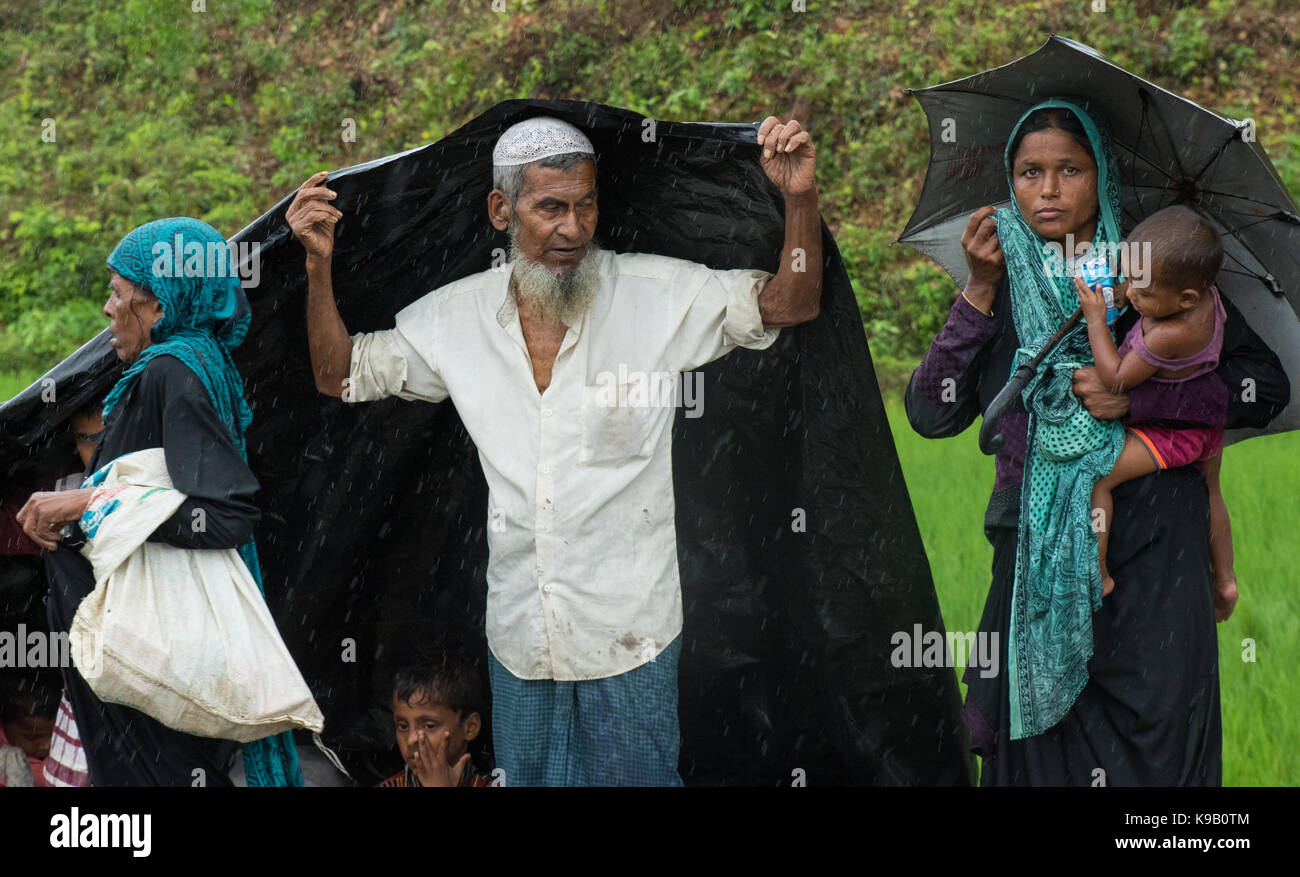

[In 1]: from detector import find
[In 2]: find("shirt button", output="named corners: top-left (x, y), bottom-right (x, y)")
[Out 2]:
top-left (541, 407), bottom-right (553, 417)
top-left (541, 466), bottom-right (553, 474)
top-left (542, 584), bottom-right (552, 595)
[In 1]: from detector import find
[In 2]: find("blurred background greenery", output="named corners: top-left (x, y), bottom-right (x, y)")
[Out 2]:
top-left (1, 0), bottom-right (1296, 783)
top-left (2, 0), bottom-right (1296, 383)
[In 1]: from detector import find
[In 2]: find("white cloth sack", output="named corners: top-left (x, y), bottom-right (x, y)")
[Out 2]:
top-left (69, 448), bottom-right (324, 743)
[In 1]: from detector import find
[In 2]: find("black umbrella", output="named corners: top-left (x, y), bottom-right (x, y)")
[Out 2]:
top-left (898, 34), bottom-right (1300, 444)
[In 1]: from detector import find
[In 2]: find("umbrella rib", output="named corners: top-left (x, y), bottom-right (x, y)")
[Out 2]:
top-left (1114, 144), bottom-right (1178, 183)
top-left (1114, 107), bottom-right (1174, 186)
top-left (1113, 130), bottom-right (1271, 206)
top-left (1121, 180), bottom-right (1236, 196)
top-left (1190, 129), bottom-right (1242, 185)
top-left (1217, 234), bottom-right (1288, 295)
top-left (1114, 110), bottom-right (1176, 179)
top-left (1217, 265), bottom-right (1265, 278)
top-left (1122, 98), bottom-right (1278, 212)
top-left (1124, 92), bottom-right (1250, 210)
top-left (1210, 212), bottom-right (1289, 232)
top-left (1120, 170), bottom-right (1292, 212)
top-left (1220, 246), bottom-right (1263, 277)
top-left (1198, 192), bottom-right (1298, 213)
top-left (1127, 95), bottom-right (1182, 216)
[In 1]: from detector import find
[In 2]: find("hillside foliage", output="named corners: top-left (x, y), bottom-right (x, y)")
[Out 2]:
top-left (1, 0), bottom-right (1296, 387)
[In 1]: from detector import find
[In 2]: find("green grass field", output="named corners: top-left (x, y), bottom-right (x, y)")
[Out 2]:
top-left (882, 393), bottom-right (1300, 786)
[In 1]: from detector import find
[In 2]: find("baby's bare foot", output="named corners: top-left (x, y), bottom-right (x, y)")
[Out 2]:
top-left (1214, 579), bottom-right (1238, 623)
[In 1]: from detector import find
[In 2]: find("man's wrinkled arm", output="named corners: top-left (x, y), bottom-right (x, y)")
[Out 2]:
top-left (306, 254), bottom-right (353, 397)
top-left (756, 191), bottom-right (822, 327)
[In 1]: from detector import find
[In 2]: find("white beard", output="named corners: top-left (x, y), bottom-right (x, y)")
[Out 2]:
top-left (509, 235), bottom-right (602, 325)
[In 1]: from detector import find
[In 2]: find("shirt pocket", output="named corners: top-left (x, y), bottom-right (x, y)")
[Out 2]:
top-left (579, 381), bottom-right (660, 466)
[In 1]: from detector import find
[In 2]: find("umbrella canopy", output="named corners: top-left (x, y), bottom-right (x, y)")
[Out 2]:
top-left (1, 99), bottom-right (972, 785)
top-left (898, 34), bottom-right (1300, 440)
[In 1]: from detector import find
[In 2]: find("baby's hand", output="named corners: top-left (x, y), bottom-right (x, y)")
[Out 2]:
top-left (1075, 275), bottom-right (1107, 322)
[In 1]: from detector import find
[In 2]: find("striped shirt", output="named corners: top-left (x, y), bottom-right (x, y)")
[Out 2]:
top-left (44, 694), bottom-right (90, 787)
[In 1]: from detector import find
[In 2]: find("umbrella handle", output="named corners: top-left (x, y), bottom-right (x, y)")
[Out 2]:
top-left (978, 363), bottom-right (1036, 455)
top-left (977, 307), bottom-right (1085, 455)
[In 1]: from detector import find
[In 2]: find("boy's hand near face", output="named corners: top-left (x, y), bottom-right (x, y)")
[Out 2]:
top-left (411, 729), bottom-right (472, 787)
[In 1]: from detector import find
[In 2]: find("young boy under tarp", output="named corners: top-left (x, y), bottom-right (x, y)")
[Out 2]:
top-left (379, 649), bottom-right (494, 788)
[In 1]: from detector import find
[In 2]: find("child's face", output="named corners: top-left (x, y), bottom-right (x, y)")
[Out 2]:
top-left (1120, 247), bottom-right (1198, 319)
top-left (2, 714), bottom-right (53, 761)
top-left (392, 692), bottom-right (480, 770)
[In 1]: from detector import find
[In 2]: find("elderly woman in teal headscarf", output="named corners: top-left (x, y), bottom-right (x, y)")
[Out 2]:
top-left (904, 97), bottom-right (1286, 785)
top-left (18, 217), bottom-right (303, 787)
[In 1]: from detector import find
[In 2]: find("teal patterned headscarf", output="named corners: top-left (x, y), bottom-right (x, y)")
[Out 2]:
top-left (103, 217), bottom-right (303, 786)
top-left (995, 101), bottom-right (1127, 740)
top-left (103, 217), bottom-right (251, 442)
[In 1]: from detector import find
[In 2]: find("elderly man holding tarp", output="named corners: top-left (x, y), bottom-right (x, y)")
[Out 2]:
top-left (289, 115), bottom-right (821, 786)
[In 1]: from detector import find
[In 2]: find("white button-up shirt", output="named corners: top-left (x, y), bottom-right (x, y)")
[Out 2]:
top-left (346, 250), bottom-right (778, 680)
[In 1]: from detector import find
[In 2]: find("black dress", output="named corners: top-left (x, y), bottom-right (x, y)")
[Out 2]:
top-left (45, 354), bottom-right (260, 787)
top-left (906, 279), bottom-right (1290, 785)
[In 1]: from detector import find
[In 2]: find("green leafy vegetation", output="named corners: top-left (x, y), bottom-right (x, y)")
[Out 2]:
top-left (1, 0), bottom-right (1295, 380)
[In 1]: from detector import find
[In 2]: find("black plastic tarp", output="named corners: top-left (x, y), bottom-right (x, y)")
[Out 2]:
top-left (0, 99), bottom-right (971, 785)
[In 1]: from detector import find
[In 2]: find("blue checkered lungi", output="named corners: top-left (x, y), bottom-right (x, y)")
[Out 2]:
top-left (488, 636), bottom-right (683, 786)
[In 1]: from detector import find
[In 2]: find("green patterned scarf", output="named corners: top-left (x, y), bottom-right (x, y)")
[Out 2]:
top-left (997, 100), bottom-right (1127, 740)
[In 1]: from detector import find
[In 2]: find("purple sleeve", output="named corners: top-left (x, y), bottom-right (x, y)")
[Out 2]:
top-left (1127, 372), bottom-right (1228, 430)
top-left (912, 295), bottom-right (998, 406)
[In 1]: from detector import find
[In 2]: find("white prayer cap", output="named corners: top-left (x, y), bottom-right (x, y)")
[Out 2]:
top-left (492, 116), bottom-right (595, 168)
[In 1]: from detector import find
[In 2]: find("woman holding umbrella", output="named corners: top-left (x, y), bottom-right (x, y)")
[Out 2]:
top-left (905, 99), bottom-right (1288, 785)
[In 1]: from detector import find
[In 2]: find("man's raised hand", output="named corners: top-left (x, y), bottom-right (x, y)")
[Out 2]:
top-left (287, 171), bottom-right (342, 260)
top-left (757, 116), bottom-right (816, 198)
